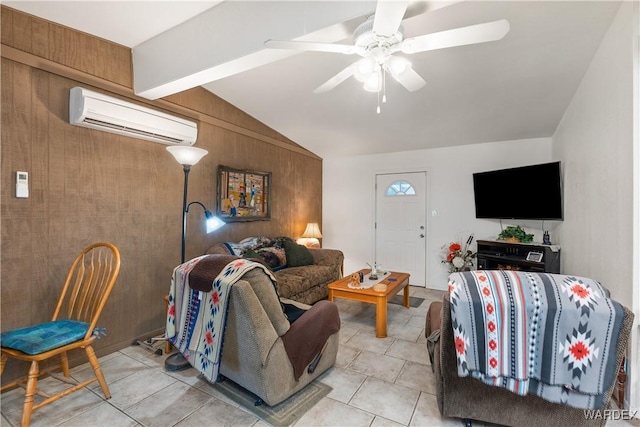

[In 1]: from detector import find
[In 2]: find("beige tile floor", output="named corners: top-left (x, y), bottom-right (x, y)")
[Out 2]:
top-left (1, 286), bottom-right (636, 427)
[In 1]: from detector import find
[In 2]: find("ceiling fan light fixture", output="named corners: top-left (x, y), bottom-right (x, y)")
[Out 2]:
top-left (387, 56), bottom-right (409, 75)
top-left (363, 70), bottom-right (382, 92)
top-left (266, 2), bottom-right (508, 100)
top-left (354, 57), bottom-right (376, 82)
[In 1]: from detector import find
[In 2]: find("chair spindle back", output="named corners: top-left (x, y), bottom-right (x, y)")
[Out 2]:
top-left (52, 243), bottom-right (121, 338)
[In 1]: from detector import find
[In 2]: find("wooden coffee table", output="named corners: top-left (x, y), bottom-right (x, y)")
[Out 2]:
top-left (327, 269), bottom-right (410, 338)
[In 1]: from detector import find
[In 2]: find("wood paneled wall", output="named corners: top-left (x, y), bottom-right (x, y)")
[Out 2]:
top-left (0, 6), bottom-right (323, 380)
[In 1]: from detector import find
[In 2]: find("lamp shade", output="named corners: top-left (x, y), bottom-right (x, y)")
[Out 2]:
top-left (166, 146), bottom-right (208, 166)
top-left (301, 223), bottom-right (322, 238)
top-left (387, 56), bottom-right (409, 76)
top-left (363, 69), bottom-right (382, 93)
top-left (203, 210), bottom-right (225, 233)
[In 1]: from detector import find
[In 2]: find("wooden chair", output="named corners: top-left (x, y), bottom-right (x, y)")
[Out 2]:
top-left (0, 242), bottom-right (121, 427)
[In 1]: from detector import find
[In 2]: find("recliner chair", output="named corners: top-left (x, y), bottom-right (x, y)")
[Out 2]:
top-left (219, 268), bottom-right (340, 406)
top-left (427, 290), bottom-right (634, 427)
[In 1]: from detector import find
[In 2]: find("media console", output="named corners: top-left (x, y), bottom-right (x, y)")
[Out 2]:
top-left (476, 239), bottom-right (561, 273)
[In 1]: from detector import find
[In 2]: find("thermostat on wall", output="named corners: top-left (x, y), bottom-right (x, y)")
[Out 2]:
top-left (16, 171), bottom-right (28, 198)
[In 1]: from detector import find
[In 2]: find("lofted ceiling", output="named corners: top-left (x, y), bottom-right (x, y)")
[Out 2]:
top-left (4, 1), bottom-right (622, 158)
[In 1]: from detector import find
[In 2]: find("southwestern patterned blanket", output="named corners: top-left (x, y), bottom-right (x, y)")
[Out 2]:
top-left (166, 255), bottom-right (276, 382)
top-left (449, 270), bottom-right (624, 410)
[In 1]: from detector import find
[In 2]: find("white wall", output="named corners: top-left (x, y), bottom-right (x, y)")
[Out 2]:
top-left (553, 2), bottom-right (634, 303)
top-left (323, 137), bottom-right (553, 290)
top-left (552, 1), bottom-right (637, 409)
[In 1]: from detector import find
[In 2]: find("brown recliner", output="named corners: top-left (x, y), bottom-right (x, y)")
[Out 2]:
top-left (219, 268), bottom-right (340, 406)
top-left (427, 292), bottom-right (634, 427)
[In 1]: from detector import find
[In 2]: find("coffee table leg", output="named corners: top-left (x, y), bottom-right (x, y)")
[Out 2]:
top-left (403, 284), bottom-right (410, 308)
top-left (376, 296), bottom-right (387, 338)
top-left (328, 290), bottom-right (334, 302)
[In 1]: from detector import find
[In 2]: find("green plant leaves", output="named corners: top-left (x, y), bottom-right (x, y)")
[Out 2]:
top-left (498, 225), bottom-right (534, 243)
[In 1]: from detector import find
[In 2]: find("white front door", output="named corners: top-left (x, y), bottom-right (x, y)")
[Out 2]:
top-left (375, 172), bottom-right (427, 286)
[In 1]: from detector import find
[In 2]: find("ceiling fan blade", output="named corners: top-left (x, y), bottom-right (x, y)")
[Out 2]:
top-left (265, 39), bottom-right (355, 54)
top-left (386, 66), bottom-right (427, 92)
top-left (373, 0), bottom-right (410, 36)
top-left (313, 64), bottom-right (356, 94)
top-left (404, 1), bottom-right (461, 19)
top-left (401, 19), bottom-right (510, 54)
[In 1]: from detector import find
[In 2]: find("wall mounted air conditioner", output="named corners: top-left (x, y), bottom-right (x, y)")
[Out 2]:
top-left (69, 87), bottom-right (197, 145)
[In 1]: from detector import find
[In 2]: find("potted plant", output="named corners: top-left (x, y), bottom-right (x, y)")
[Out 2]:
top-left (498, 225), bottom-right (534, 243)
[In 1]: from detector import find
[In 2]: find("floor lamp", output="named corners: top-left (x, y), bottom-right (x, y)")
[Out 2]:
top-left (166, 146), bottom-right (224, 263)
top-left (165, 145), bottom-right (224, 370)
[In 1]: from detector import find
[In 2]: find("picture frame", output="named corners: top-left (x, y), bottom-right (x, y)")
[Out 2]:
top-left (217, 165), bottom-right (271, 222)
top-left (526, 251), bottom-right (543, 262)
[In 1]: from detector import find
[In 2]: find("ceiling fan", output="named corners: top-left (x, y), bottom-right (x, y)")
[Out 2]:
top-left (265, 1), bottom-right (509, 102)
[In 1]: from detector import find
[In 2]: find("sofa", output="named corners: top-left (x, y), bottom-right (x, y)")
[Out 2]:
top-left (426, 271), bottom-right (634, 427)
top-left (207, 236), bottom-right (344, 305)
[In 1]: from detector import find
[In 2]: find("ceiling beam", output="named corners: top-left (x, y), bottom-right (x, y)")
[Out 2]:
top-left (132, 1), bottom-right (377, 100)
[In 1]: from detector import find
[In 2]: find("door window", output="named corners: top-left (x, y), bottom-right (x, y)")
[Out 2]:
top-left (386, 180), bottom-right (416, 196)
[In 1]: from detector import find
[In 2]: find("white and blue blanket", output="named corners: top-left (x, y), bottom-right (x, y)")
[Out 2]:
top-left (449, 270), bottom-right (624, 410)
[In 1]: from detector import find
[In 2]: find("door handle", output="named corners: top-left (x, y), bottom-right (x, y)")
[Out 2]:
top-left (419, 234), bottom-right (425, 238)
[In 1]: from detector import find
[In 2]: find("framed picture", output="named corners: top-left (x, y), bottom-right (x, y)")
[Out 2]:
top-left (526, 251), bottom-right (543, 262)
top-left (217, 165), bottom-right (271, 221)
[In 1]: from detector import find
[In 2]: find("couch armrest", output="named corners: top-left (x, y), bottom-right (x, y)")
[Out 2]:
top-left (281, 300), bottom-right (340, 380)
top-left (309, 248), bottom-right (344, 275)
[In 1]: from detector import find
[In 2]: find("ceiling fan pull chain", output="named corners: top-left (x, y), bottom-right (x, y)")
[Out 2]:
top-left (377, 90), bottom-right (381, 114)
top-left (382, 71), bottom-right (387, 104)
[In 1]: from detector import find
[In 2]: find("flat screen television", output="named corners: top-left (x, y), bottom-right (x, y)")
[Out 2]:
top-left (473, 161), bottom-right (563, 220)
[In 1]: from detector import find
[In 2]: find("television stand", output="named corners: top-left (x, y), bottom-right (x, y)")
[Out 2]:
top-left (476, 240), bottom-right (560, 273)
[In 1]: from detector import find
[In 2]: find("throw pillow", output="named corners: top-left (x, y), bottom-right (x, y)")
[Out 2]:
top-left (283, 240), bottom-right (314, 267)
top-left (259, 247), bottom-right (287, 267)
top-left (257, 248), bottom-right (286, 270)
top-left (242, 248), bottom-right (272, 270)
top-left (242, 248), bottom-right (261, 260)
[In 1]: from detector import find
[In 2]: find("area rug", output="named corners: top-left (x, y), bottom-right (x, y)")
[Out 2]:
top-left (389, 295), bottom-right (425, 308)
top-left (212, 378), bottom-right (331, 427)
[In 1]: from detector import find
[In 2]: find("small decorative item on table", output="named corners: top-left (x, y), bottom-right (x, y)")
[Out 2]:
top-left (367, 262), bottom-right (382, 280)
top-left (373, 283), bottom-right (388, 292)
top-left (349, 273), bottom-right (361, 287)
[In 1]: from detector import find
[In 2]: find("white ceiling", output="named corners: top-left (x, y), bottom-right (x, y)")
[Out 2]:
top-left (5, 1), bottom-right (622, 158)
top-left (4, 1), bottom-right (221, 47)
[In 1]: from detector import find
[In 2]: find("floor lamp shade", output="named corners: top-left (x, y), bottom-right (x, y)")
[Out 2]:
top-left (166, 146), bottom-right (208, 166)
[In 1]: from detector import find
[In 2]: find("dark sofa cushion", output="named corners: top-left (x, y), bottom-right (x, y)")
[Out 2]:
top-left (282, 240), bottom-right (314, 267)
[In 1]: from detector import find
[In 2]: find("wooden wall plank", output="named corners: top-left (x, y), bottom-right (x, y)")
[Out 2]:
top-left (1, 7), bottom-right (14, 46)
top-left (11, 9), bottom-right (32, 53)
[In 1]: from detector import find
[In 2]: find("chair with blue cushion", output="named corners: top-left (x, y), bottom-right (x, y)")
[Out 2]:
top-left (1, 242), bottom-right (120, 427)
